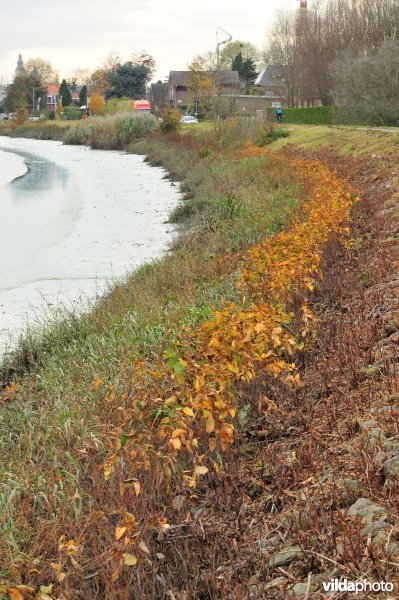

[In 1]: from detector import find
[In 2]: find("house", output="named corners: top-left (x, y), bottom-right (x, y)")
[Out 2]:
top-left (46, 86), bottom-right (84, 111)
top-left (167, 70), bottom-right (240, 108)
top-left (254, 65), bottom-right (287, 107)
top-left (47, 84), bottom-right (59, 111)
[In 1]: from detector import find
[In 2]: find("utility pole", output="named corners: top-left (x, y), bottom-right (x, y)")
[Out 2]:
top-left (216, 26), bottom-right (232, 69)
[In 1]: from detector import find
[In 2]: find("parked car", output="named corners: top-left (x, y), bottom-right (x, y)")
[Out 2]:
top-left (180, 115), bottom-right (198, 124)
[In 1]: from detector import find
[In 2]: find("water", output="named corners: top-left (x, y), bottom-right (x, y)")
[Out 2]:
top-left (0, 137), bottom-right (181, 356)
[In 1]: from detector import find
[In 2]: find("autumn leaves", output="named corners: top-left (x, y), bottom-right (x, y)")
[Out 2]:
top-left (105, 148), bottom-right (359, 576)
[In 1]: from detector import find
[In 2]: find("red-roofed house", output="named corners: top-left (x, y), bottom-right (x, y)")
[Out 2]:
top-left (47, 85), bottom-right (59, 111)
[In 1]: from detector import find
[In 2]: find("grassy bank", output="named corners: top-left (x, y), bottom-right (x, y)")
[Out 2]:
top-left (0, 120), bottom-right (302, 593)
top-left (2, 120), bottom-right (397, 597)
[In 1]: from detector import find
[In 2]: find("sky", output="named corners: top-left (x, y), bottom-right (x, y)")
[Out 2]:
top-left (0, 0), bottom-right (297, 84)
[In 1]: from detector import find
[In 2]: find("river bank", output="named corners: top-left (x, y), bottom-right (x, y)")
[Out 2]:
top-left (0, 118), bottom-right (304, 591)
top-left (2, 120), bottom-right (399, 597)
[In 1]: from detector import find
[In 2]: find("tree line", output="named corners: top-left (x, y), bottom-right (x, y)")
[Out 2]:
top-left (264, 0), bottom-right (399, 109)
top-left (1, 51), bottom-right (156, 114)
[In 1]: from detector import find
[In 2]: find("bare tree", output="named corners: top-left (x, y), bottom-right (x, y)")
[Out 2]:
top-left (25, 57), bottom-right (59, 85)
top-left (264, 0), bottom-right (399, 107)
top-left (330, 39), bottom-right (399, 115)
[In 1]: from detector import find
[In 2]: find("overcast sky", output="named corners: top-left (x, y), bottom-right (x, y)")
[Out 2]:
top-left (0, 0), bottom-right (297, 83)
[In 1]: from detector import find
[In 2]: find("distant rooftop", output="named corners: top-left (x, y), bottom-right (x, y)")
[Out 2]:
top-left (255, 65), bottom-right (286, 87)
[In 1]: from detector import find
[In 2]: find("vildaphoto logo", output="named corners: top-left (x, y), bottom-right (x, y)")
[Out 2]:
top-left (322, 579), bottom-right (393, 594)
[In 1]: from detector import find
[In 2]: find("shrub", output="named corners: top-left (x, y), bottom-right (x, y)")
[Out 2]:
top-left (105, 97), bottom-right (133, 115)
top-left (160, 108), bottom-right (181, 133)
top-left (63, 112), bottom-right (157, 149)
top-left (257, 127), bottom-right (289, 146)
top-left (64, 107), bottom-right (82, 120)
top-left (89, 93), bottom-right (105, 116)
top-left (46, 110), bottom-right (55, 120)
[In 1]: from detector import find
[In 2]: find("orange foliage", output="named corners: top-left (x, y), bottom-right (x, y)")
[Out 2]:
top-left (103, 154), bottom-right (360, 576)
top-left (235, 140), bottom-right (270, 159)
top-left (88, 92), bottom-right (105, 116)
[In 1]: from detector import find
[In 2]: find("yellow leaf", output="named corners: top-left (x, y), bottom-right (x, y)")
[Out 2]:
top-left (124, 512), bottom-right (136, 523)
top-left (104, 463), bottom-right (113, 480)
top-left (205, 415), bottom-right (215, 433)
top-left (171, 437), bottom-right (181, 450)
top-left (183, 407), bottom-right (195, 417)
top-left (171, 428), bottom-right (186, 439)
top-left (123, 553), bottom-right (137, 566)
top-left (194, 465), bottom-right (209, 476)
top-left (133, 481), bottom-right (141, 497)
top-left (50, 562), bottom-right (65, 582)
top-left (64, 540), bottom-right (79, 556)
top-left (115, 526), bottom-right (127, 540)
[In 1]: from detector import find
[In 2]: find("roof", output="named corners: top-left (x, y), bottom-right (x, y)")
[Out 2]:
top-left (168, 70), bottom-right (239, 87)
top-left (47, 84), bottom-right (59, 94)
top-left (255, 65), bottom-right (286, 88)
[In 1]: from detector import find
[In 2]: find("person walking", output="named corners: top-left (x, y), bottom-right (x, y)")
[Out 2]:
top-left (276, 107), bottom-right (283, 124)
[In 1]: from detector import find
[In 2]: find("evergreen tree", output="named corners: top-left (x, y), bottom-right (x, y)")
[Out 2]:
top-left (59, 79), bottom-right (72, 106)
top-left (241, 58), bottom-right (258, 84)
top-left (231, 53), bottom-right (258, 84)
top-left (231, 53), bottom-right (244, 76)
top-left (79, 85), bottom-right (88, 106)
top-left (106, 62), bottom-right (151, 99)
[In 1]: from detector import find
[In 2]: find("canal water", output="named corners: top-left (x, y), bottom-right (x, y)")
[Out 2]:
top-left (0, 137), bottom-right (180, 356)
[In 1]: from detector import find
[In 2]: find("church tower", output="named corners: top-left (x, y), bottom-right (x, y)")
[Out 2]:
top-left (15, 54), bottom-right (25, 77)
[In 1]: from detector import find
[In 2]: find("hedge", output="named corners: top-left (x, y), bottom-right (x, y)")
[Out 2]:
top-left (267, 106), bottom-right (399, 127)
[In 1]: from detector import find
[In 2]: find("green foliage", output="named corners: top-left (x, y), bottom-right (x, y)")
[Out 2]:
top-left (79, 85), bottom-right (87, 107)
top-left (257, 127), bottom-right (289, 146)
top-left (160, 108), bottom-right (181, 133)
top-left (4, 72), bottom-right (46, 112)
top-left (59, 79), bottom-right (72, 106)
top-left (63, 107), bottom-right (82, 120)
top-left (46, 110), bottom-right (55, 120)
top-left (232, 52), bottom-right (258, 84)
top-left (266, 106), bottom-right (399, 127)
top-left (105, 97), bottom-right (133, 114)
top-left (107, 62), bottom-right (151, 99)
